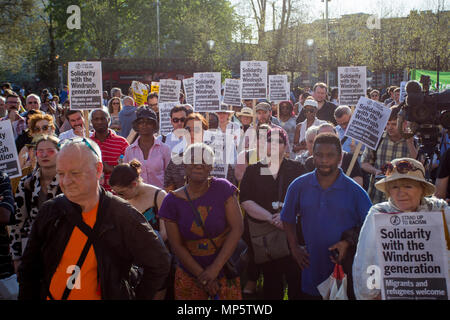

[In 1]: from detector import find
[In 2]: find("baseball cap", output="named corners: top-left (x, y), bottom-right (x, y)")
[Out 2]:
top-left (255, 102), bottom-right (271, 112)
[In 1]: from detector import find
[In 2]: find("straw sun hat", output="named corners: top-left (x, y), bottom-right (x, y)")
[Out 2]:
top-left (375, 158), bottom-right (435, 196)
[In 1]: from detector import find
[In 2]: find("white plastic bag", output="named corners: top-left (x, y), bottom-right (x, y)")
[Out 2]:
top-left (317, 264), bottom-right (348, 300)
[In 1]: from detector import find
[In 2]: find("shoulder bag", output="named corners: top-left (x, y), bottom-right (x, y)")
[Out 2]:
top-left (247, 171), bottom-right (291, 264)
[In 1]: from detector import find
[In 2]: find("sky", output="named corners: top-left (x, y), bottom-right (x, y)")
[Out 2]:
top-left (231, 0), bottom-right (448, 26)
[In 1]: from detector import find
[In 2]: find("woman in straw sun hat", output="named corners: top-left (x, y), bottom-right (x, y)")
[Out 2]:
top-left (352, 157), bottom-right (450, 300)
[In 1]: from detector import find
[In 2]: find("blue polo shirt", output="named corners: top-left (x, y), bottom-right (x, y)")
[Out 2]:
top-left (280, 169), bottom-right (372, 296)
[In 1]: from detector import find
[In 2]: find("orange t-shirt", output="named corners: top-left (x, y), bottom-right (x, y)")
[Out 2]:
top-left (49, 203), bottom-right (101, 300)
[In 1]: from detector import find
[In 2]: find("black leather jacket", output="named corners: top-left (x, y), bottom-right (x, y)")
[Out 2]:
top-left (18, 188), bottom-right (171, 300)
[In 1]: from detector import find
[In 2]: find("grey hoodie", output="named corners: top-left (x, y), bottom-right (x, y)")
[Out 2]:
top-left (118, 105), bottom-right (137, 138)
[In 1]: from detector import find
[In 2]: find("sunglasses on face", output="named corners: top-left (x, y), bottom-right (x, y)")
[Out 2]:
top-left (149, 103), bottom-right (158, 107)
top-left (381, 160), bottom-right (425, 177)
top-left (371, 94), bottom-right (379, 98)
top-left (172, 117), bottom-right (186, 123)
top-left (36, 148), bottom-right (57, 157)
top-left (112, 102), bottom-right (120, 105)
top-left (28, 101), bottom-right (39, 105)
top-left (304, 108), bottom-right (316, 113)
top-left (33, 125), bottom-right (50, 133)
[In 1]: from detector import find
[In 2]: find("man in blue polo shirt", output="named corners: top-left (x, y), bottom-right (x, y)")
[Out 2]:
top-left (281, 133), bottom-right (371, 299)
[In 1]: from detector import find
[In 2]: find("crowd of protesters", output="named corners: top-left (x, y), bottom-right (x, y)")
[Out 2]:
top-left (0, 80), bottom-right (449, 301)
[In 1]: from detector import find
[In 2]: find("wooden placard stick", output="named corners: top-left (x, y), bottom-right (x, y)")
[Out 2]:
top-left (84, 110), bottom-right (90, 137)
top-left (346, 142), bottom-right (362, 176)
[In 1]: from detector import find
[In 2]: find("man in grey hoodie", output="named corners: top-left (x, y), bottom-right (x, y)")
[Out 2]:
top-left (118, 96), bottom-right (137, 138)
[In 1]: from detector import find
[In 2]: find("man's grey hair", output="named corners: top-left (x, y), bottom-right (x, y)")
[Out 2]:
top-left (26, 93), bottom-right (41, 104)
top-left (305, 125), bottom-right (319, 141)
top-left (122, 96), bottom-right (134, 106)
top-left (334, 105), bottom-right (351, 119)
top-left (59, 137), bottom-right (102, 167)
top-left (317, 122), bottom-right (337, 134)
top-left (89, 108), bottom-right (111, 126)
top-left (111, 87), bottom-right (122, 97)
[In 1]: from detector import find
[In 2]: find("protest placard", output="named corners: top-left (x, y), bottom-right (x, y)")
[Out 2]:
top-left (338, 66), bottom-right (367, 105)
top-left (286, 82), bottom-right (291, 101)
top-left (159, 79), bottom-right (181, 103)
top-left (203, 130), bottom-right (233, 179)
top-left (159, 102), bottom-right (179, 136)
top-left (151, 82), bottom-right (159, 93)
top-left (68, 61), bottom-right (103, 110)
top-left (0, 120), bottom-right (21, 178)
top-left (131, 80), bottom-right (149, 106)
top-left (240, 61), bottom-right (268, 100)
top-left (269, 75), bottom-right (289, 101)
top-left (344, 97), bottom-right (391, 150)
top-left (183, 78), bottom-right (195, 106)
top-left (194, 72), bottom-right (221, 113)
top-left (375, 211), bottom-right (450, 300)
top-left (223, 79), bottom-right (241, 106)
top-left (400, 81), bottom-right (407, 103)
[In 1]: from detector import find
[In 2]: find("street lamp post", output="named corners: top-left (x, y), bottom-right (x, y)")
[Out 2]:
top-left (306, 39), bottom-right (314, 87)
top-left (207, 40), bottom-right (215, 72)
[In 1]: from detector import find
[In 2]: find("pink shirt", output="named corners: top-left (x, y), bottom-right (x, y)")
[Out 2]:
top-left (123, 136), bottom-right (171, 188)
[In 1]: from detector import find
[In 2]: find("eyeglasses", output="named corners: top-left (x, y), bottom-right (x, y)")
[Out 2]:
top-left (33, 125), bottom-right (51, 133)
top-left (172, 117), bottom-right (185, 123)
top-left (36, 148), bottom-right (57, 157)
top-left (304, 108), bottom-right (316, 113)
top-left (381, 160), bottom-right (425, 177)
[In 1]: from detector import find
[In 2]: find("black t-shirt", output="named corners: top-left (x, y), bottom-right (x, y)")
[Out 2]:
top-left (437, 148), bottom-right (450, 198)
top-left (304, 151), bottom-right (363, 179)
top-left (316, 101), bottom-right (337, 125)
top-left (239, 159), bottom-right (306, 215)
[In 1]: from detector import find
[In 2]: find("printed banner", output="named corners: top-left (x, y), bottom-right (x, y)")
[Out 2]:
top-left (68, 61), bottom-right (103, 110)
top-left (0, 120), bottom-right (21, 178)
top-left (131, 80), bottom-right (149, 106)
top-left (159, 79), bottom-right (181, 103)
top-left (223, 79), bottom-right (241, 106)
top-left (338, 66), bottom-right (367, 106)
top-left (269, 75), bottom-right (289, 101)
top-left (399, 81), bottom-right (407, 103)
top-left (344, 97), bottom-right (391, 150)
top-left (194, 72), bottom-right (221, 113)
top-left (410, 69), bottom-right (450, 91)
top-left (375, 211), bottom-right (450, 300)
top-left (159, 102), bottom-right (179, 136)
top-left (183, 78), bottom-right (195, 106)
top-left (240, 61), bottom-right (268, 100)
top-left (151, 82), bottom-right (160, 93)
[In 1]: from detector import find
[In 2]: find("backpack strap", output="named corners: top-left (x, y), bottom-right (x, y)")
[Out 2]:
top-left (153, 188), bottom-right (161, 215)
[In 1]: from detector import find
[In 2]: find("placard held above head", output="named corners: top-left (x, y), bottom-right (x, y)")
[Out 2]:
top-left (344, 96), bottom-right (391, 150)
top-left (240, 61), bottom-right (268, 100)
top-left (338, 66), bottom-right (367, 106)
top-left (68, 61), bottom-right (103, 110)
top-left (193, 72), bottom-right (221, 113)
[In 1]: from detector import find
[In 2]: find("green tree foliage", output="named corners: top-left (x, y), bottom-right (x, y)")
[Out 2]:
top-left (0, 0), bottom-right (45, 78)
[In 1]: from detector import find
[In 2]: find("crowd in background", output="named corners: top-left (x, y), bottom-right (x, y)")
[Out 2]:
top-left (0, 79), bottom-right (449, 301)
